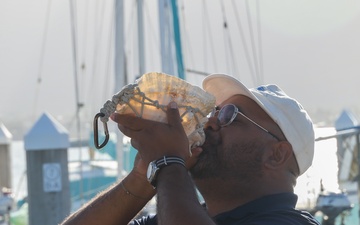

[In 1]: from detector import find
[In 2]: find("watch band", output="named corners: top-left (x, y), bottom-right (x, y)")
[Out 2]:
top-left (147, 156), bottom-right (186, 187)
top-left (154, 156), bottom-right (186, 168)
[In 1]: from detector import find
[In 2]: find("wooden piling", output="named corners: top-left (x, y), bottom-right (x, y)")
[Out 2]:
top-left (24, 112), bottom-right (71, 225)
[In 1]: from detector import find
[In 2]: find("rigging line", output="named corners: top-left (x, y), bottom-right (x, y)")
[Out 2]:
top-left (256, 0), bottom-right (264, 83)
top-left (203, 0), bottom-right (218, 72)
top-left (32, 0), bottom-right (52, 122)
top-left (125, 0), bottom-right (137, 41)
top-left (219, 0), bottom-right (239, 77)
top-left (83, 0), bottom-right (99, 113)
top-left (124, 0), bottom-right (137, 78)
top-left (80, 0), bottom-right (90, 101)
top-left (143, 0), bottom-right (160, 69)
top-left (87, 0), bottom-right (106, 112)
top-left (69, 0), bottom-right (82, 146)
top-left (202, 0), bottom-right (208, 71)
top-left (67, 0), bottom-right (82, 130)
top-left (102, 2), bottom-right (115, 102)
top-left (144, 0), bottom-right (160, 46)
top-left (179, 0), bottom-right (195, 72)
top-left (245, 0), bottom-right (261, 85)
top-left (186, 68), bottom-right (209, 76)
top-left (69, 0), bottom-right (84, 205)
top-left (219, 0), bottom-right (231, 75)
top-left (231, 0), bottom-right (256, 84)
top-left (81, 0), bottom-right (90, 64)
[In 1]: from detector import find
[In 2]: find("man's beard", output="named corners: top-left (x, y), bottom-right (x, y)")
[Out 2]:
top-left (190, 140), bottom-right (265, 183)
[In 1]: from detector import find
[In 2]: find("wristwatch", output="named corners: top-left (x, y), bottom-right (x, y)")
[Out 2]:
top-left (147, 156), bottom-right (186, 188)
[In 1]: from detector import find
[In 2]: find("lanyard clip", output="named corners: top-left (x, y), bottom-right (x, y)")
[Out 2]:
top-left (93, 113), bottom-right (110, 149)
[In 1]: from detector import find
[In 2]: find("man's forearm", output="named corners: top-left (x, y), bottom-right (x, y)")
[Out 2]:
top-left (60, 172), bottom-right (156, 225)
top-left (156, 164), bottom-right (216, 225)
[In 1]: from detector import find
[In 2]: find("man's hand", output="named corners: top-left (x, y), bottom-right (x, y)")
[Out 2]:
top-left (111, 102), bottom-right (202, 166)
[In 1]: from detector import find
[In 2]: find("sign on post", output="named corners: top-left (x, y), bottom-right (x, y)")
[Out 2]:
top-left (43, 163), bottom-right (62, 192)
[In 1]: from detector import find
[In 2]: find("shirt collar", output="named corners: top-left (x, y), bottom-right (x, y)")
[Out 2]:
top-left (214, 193), bottom-right (298, 222)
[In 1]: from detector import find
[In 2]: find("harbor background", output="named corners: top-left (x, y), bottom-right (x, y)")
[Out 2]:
top-left (3, 125), bottom-right (359, 224)
top-left (2, 0), bottom-right (360, 224)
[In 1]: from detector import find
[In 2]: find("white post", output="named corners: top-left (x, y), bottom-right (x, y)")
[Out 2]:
top-left (24, 112), bottom-right (70, 225)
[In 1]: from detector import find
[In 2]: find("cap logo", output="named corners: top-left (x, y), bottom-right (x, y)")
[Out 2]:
top-left (257, 86), bottom-right (266, 91)
top-left (256, 85), bottom-right (273, 97)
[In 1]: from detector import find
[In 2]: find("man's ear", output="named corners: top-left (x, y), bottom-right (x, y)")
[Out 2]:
top-left (264, 141), bottom-right (293, 170)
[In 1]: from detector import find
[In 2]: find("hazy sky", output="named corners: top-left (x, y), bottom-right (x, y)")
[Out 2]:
top-left (1, 0), bottom-right (360, 138)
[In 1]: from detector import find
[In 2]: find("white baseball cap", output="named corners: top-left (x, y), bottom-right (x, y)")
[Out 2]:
top-left (202, 74), bottom-right (315, 175)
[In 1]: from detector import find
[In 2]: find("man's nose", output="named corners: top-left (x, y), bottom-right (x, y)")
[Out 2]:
top-left (204, 116), bottom-right (221, 131)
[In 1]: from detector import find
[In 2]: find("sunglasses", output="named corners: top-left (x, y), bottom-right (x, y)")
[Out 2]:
top-left (210, 104), bottom-right (282, 141)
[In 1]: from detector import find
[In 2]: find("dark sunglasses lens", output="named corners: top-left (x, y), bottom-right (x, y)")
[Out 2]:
top-left (218, 105), bottom-right (235, 126)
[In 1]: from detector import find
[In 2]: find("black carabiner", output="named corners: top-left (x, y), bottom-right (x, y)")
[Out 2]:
top-left (93, 112), bottom-right (110, 149)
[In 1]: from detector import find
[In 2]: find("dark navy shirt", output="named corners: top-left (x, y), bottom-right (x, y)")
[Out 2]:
top-left (130, 193), bottom-right (320, 225)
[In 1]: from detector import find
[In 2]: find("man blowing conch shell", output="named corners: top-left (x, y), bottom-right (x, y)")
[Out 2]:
top-left (61, 73), bottom-right (320, 225)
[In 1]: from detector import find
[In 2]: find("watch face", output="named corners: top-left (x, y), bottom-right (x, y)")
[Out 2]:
top-left (147, 161), bottom-right (157, 182)
top-left (147, 162), bottom-right (152, 180)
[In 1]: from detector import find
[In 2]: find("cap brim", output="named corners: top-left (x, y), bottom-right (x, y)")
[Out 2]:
top-left (202, 74), bottom-right (262, 107)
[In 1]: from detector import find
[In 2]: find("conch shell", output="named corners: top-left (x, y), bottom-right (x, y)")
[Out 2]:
top-left (98, 72), bottom-right (216, 149)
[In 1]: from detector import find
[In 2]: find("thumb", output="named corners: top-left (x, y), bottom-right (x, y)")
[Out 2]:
top-left (166, 101), bottom-right (183, 127)
top-left (186, 147), bottom-right (203, 169)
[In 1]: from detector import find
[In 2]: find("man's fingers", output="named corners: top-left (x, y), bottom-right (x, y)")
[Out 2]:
top-left (186, 147), bottom-right (203, 169)
top-left (166, 102), bottom-right (183, 128)
top-left (110, 113), bottom-right (143, 139)
top-left (111, 113), bottom-right (143, 131)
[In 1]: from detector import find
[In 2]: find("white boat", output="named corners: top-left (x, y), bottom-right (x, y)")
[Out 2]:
top-left (314, 192), bottom-right (353, 223)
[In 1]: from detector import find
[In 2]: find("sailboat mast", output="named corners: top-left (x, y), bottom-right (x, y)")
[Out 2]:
top-left (115, 0), bottom-right (125, 178)
top-left (137, 0), bottom-right (145, 76)
top-left (159, 0), bottom-right (175, 76)
top-left (170, 0), bottom-right (185, 80)
top-left (158, 0), bottom-right (184, 79)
